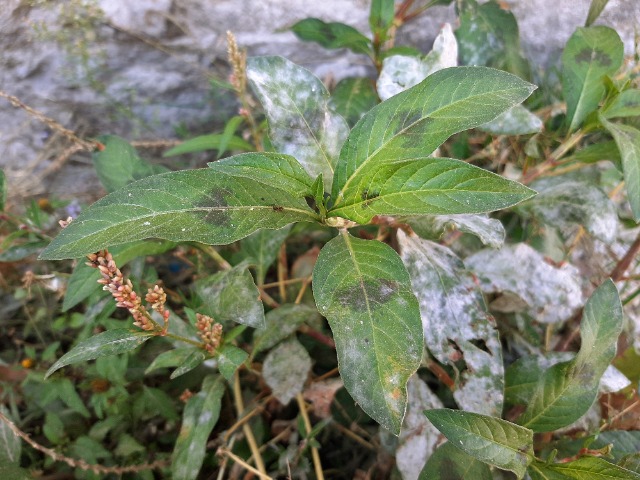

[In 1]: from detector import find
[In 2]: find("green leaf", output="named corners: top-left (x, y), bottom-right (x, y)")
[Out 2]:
top-left (63, 239), bottom-right (176, 311)
top-left (0, 406), bottom-right (21, 465)
top-left (195, 264), bottom-right (265, 328)
top-left (0, 464), bottom-right (31, 479)
top-left (398, 232), bottom-right (504, 416)
top-left (572, 140), bottom-right (621, 166)
top-left (586, 0), bottom-right (611, 26)
top-left (377, 24), bottom-right (458, 101)
top-left (94, 135), bottom-right (169, 193)
top-left (40, 155), bottom-right (319, 260)
top-left (480, 105), bottom-right (542, 135)
top-left (328, 156), bottom-right (535, 225)
top-left (518, 279), bottom-right (623, 431)
top-left (405, 214), bottom-right (505, 248)
top-left (530, 456), bottom-right (640, 480)
top-left (0, 169), bottom-right (6, 212)
top-left (329, 77), bottom-right (379, 127)
top-left (522, 178), bottom-right (617, 242)
top-left (216, 344), bottom-right (248, 381)
top-left (603, 89), bottom-right (640, 119)
top-left (145, 347), bottom-right (198, 374)
top-left (330, 66), bottom-right (536, 208)
top-left (369, 0), bottom-right (394, 39)
top-left (170, 349), bottom-right (207, 379)
top-left (207, 153), bottom-right (315, 197)
top-left (253, 303), bottom-right (322, 356)
top-left (290, 18), bottom-right (372, 55)
top-left (216, 115), bottom-right (245, 159)
top-left (241, 225), bottom-right (291, 283)
top-left (163, 133), bottom-right (253, 157)
top-left (172, 376), bottom-right (225, 480)
top-left (546, 431), bottom-right (640, 465)
top-left (504, 352), bottom-right (573, 407)
top-left (45, 329), bottom-right (154, 378)
top-left (424, 408), bottom-right (534, 479)
top-left (263, 338), bottom-right (311, 404)
top-left (419, 442), bottom-right (492, 480)
top-left (247, 56), bottom-right (349, 190)
top-left (600, 118), bottom-right (640, 221)
top-left (0, 240), bottom-right (48, 262)
top-left (455, 0), bottom-right (530, 79)
top-left (312, 232), bottom-right (423, 434)
top-left (562, 26), bottom-right (624, 131)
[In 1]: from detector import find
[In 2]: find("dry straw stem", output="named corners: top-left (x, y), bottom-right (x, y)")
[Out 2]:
top-left (0, 409), bottom-right (168, 474)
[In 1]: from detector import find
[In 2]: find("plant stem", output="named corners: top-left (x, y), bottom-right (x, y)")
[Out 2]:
top-left (233, 372), bottom-right (267, 476)
top-left (296, 393), bottom-right (325, 480)
top-left (189, 243), bottom-right (232, 270)
top-left (165, 332), bottom-right (204, 348)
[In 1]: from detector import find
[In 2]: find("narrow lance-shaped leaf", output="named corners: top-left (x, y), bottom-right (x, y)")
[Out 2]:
top-left (585, 0), bottom-right (611, 27)
top-left (602, 89), bottom-right (640, 119)
top-left (369, 0), bottom-right (394, 40)
top-left (290, 19), bottom-right (372, 55)
top-left (247, 56), bottom-right (349, 190)
top-left (163, 133), bottom-right (252, 157)
top-left (172, 376), bottom-right (225, 480)
top-left (328, 156), bottom-right (535, 225)
top-left (600, 117), bottom-right (640, 222)
top-left (518, 279), bottom-right (623, 432)
top-left (0, 169), bottom-right (6, 212)
top-left (312, 232), bottom-right (423, 434)
top-left (563, 26), bottom-right (623, 132)
top-left (424, 409), bottom-right (534, 479)
top-left (40, 154), bottom-right (319, 260)
top-left (331, 66), bottom-right (536, 208)
top-left (399, 231), bottom-right (504, 416)
top-left (45, 329), bottom-right (154, 378)
top-left (529, 456), bottom-right (640, 480)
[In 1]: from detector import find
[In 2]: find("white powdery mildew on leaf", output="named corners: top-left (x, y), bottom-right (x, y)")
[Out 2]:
top-left (480, 105), bottom-right (542, 135)
top-left (525, 178), bottom-right (618, 243)
top-left (406, 214), bottom-right (505, 248)
top-left (247, 56), bottom-right (349, 190)
top-left (395, 376), bottom-right (443, 480)
top-left (377, 23), bottom-right (457, 101)
top-left (466, 243), bottom-right (583, 324)
top-left (398, 231), bottom-right (504, 416)
top-left (263, 338), bottom-right (311, 405)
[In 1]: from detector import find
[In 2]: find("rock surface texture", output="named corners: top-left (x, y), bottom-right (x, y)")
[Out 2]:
top-left (0, 0), bottom-right (638, 203)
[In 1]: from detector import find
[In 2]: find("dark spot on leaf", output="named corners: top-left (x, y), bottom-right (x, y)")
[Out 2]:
top-left (574, 48), bottom-right (593, 63)
top-left (194, 189), bottom-right (232, 226)
top-left (574, 48), bottom-right (612, 67)
top-left (360, 188), bottom-right (380, 209)
top-left (364, 338), bottom-right (370, 344)
top-left (272, 205), bottom-right (284, 212)
top-left (335, 278), bottom-right (399, 311)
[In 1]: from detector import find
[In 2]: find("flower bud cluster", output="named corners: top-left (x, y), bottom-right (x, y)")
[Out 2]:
top-left (86, 250), bottom-right (165, 332)
top-left (195, 313), bottom-right (223, 354)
